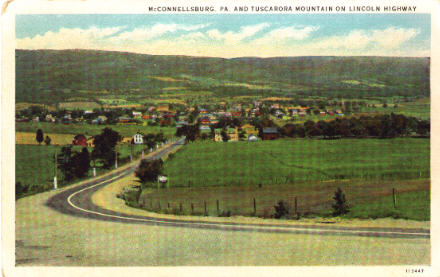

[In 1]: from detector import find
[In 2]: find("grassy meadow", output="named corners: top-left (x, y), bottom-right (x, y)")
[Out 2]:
top-left (163, 139), bottom-right (430, 187)
top-left (139, 138), bottom-right (430, 220)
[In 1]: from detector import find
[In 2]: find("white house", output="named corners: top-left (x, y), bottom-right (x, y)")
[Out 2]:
top-left (132, 133), bottom-right (143, 144)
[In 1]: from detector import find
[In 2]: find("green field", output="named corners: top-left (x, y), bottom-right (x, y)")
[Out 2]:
top-left (139, 138), bottom-right (430, 220)
top-left (163, 139), bottom-right (430, 187)
top-left (16, 122), bottom-right (176, 138)
top-left (346, 190), bottom-right (430, 221)
top-left (16, 144), bottom-right (145, 191)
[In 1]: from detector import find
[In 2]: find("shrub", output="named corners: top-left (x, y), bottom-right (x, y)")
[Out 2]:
top-left (218, 210), bottom-right (232, 217)
top-left (273, 200), bottom-right (292, 219)
top-left (332, 187), bottom-right (350, 216)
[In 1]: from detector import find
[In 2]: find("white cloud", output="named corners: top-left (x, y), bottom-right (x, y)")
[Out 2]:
top-left (17, 26), bottom-right (122, 49)
top-left (253, 26), bottom-right (319, 45)
top-left (311, 27), bottom-right (420, 51)
top-left (109, 23), bottom-right (209, 44)
top-left (206, 23), bottom-right (270, 44)
top-left (16, 25), bottom-right (427, 58)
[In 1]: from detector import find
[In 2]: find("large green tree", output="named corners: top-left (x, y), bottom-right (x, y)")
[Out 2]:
top-left (135, 159), bottom-right (164, 185)
top-left (92, 128), bottom-right (122, 169)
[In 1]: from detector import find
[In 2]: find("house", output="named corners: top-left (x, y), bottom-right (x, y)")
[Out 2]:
top-left (92, 115), bottom-right (107, 124)
top-left (231, 111), bottom-right (242, 117)
top-left (118, 117), bottom-right (131, 123)
top-left (262, 127), bottom-right (279, 140)
top-left (199, 125), bottom-right (211, 136)
top-left (241, 124), bottom-right (258, 136)
top-left (45, 114), bottom-right (55, 122)
top-left (132, 133), bottom-right (143, 144)
top-left (214, 129), bottom-right (223, 142)
top-left (200, 117), bottom-right (211, 125)
top-left (157, 105), bottom-right (170, 113)
top-left (142, 115), bottom-right (151, 120)
top-left (132, 111), bottom-right (142, 118)
top-left (72, 134), bottom-right (87, 146)
top-left (320, 111), bottom-right (326, 116)
top-left (160, 118), bottom-right (172, 126)
top-left (121, 137), bottom-right (133, 144)
top-left (176, 121), bottom-right (188, 128)
top-left (86, 136), bottom-right (95, 147)
top-left (227, 127), bottom-right (239, 142)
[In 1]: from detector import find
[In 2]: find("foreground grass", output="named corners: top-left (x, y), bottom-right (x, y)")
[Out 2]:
top-left (345, 190), bottom-right (430, 221)
top-left (164, 138), bottom-right (430, 188)
top-left (139, 179), bottom-right (429, 220)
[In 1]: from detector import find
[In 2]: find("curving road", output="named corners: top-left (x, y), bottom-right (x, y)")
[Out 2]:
top-left (46, 139), bottom-right (430, 239)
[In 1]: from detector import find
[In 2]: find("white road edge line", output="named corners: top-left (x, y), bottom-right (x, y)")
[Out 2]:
top-left (65, 173), bottom-right (428, 237)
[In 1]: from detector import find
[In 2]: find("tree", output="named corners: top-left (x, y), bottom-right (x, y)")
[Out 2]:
top-left (221, 130), bottom-right (229, 142)
top-left (36, 129), bottom-right (44, 145)
top-left (70, 147), bottom-right (91, 179)
top-left (135, 159), bottom-right (163, 184)
top-left (57, 146), bottom-right (75, 181)
top-left (44, 135), bottom-right (52, 145)
top-left (92, 128), bottom-right (122, 168)
top-left (332, 187), bottom-right (350, 216)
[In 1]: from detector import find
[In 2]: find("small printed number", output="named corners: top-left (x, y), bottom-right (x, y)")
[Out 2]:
top-left (406, 269), bottom-right (424, 273)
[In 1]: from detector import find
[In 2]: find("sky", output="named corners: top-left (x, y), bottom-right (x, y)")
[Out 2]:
top-left (16, 14), bottom-right (430, 58)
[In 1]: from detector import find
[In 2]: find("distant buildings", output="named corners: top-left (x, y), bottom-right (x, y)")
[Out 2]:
top-left (262, 127), bottom-right (279, 140)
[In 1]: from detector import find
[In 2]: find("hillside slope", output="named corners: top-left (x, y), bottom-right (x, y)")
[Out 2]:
top-left (16, 49), bottom-right (430, 104)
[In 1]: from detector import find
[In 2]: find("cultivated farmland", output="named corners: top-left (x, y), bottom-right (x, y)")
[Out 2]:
top-left (139, 138), bottom-right (430, 220)
top-left (163, 139), bottom-right (429, 187)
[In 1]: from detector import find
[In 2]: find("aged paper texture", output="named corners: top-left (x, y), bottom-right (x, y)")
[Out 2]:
top-left (2, 0), bottom-right (439, 276)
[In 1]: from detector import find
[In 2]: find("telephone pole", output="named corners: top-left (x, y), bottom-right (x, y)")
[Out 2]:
top-left (114, 144), bottom-right (118, 169)
top-left (53, 149), bottom-right (58, 190)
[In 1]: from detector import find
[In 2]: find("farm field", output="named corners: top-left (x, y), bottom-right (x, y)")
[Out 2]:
top-left (16, 132), bottom-right (76, 145)
top-left (16, 144), bottom-right (145, 191)
top-left (139, 138), bottom-right (430, 220)
top-left (163, 139), bottom-right (430, 187)
top-left (16, 122), bottom-right (176, 137)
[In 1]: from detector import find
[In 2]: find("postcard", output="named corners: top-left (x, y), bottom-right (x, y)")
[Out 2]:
top-left (2, 0), bottom-right (439, 276)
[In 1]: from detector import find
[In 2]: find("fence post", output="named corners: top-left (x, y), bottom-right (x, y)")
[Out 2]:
top-left (294, 196), bottom-right (298, 216)
top-left (168, 202), bottom-right (170, 209)
top-left (253, 198), bottom-right (256, 216)
top-left (158, 201), bottom-right (161, 210)
top-left (216, 200), bottom-right (220, 214)
top-left (180, 203), bottom-right (183, 213)
top-left (204, 200), bottom-right (207, 216)
top-left (392, 188), bottom-right (397, 208)
top-left (191, 203), bottom-right (194, 214)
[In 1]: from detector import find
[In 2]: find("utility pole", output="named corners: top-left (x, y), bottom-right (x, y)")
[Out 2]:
top-left (53, 149), bottom-right (58, 190)
top-left (114, 144), bottom-right (118, 169)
